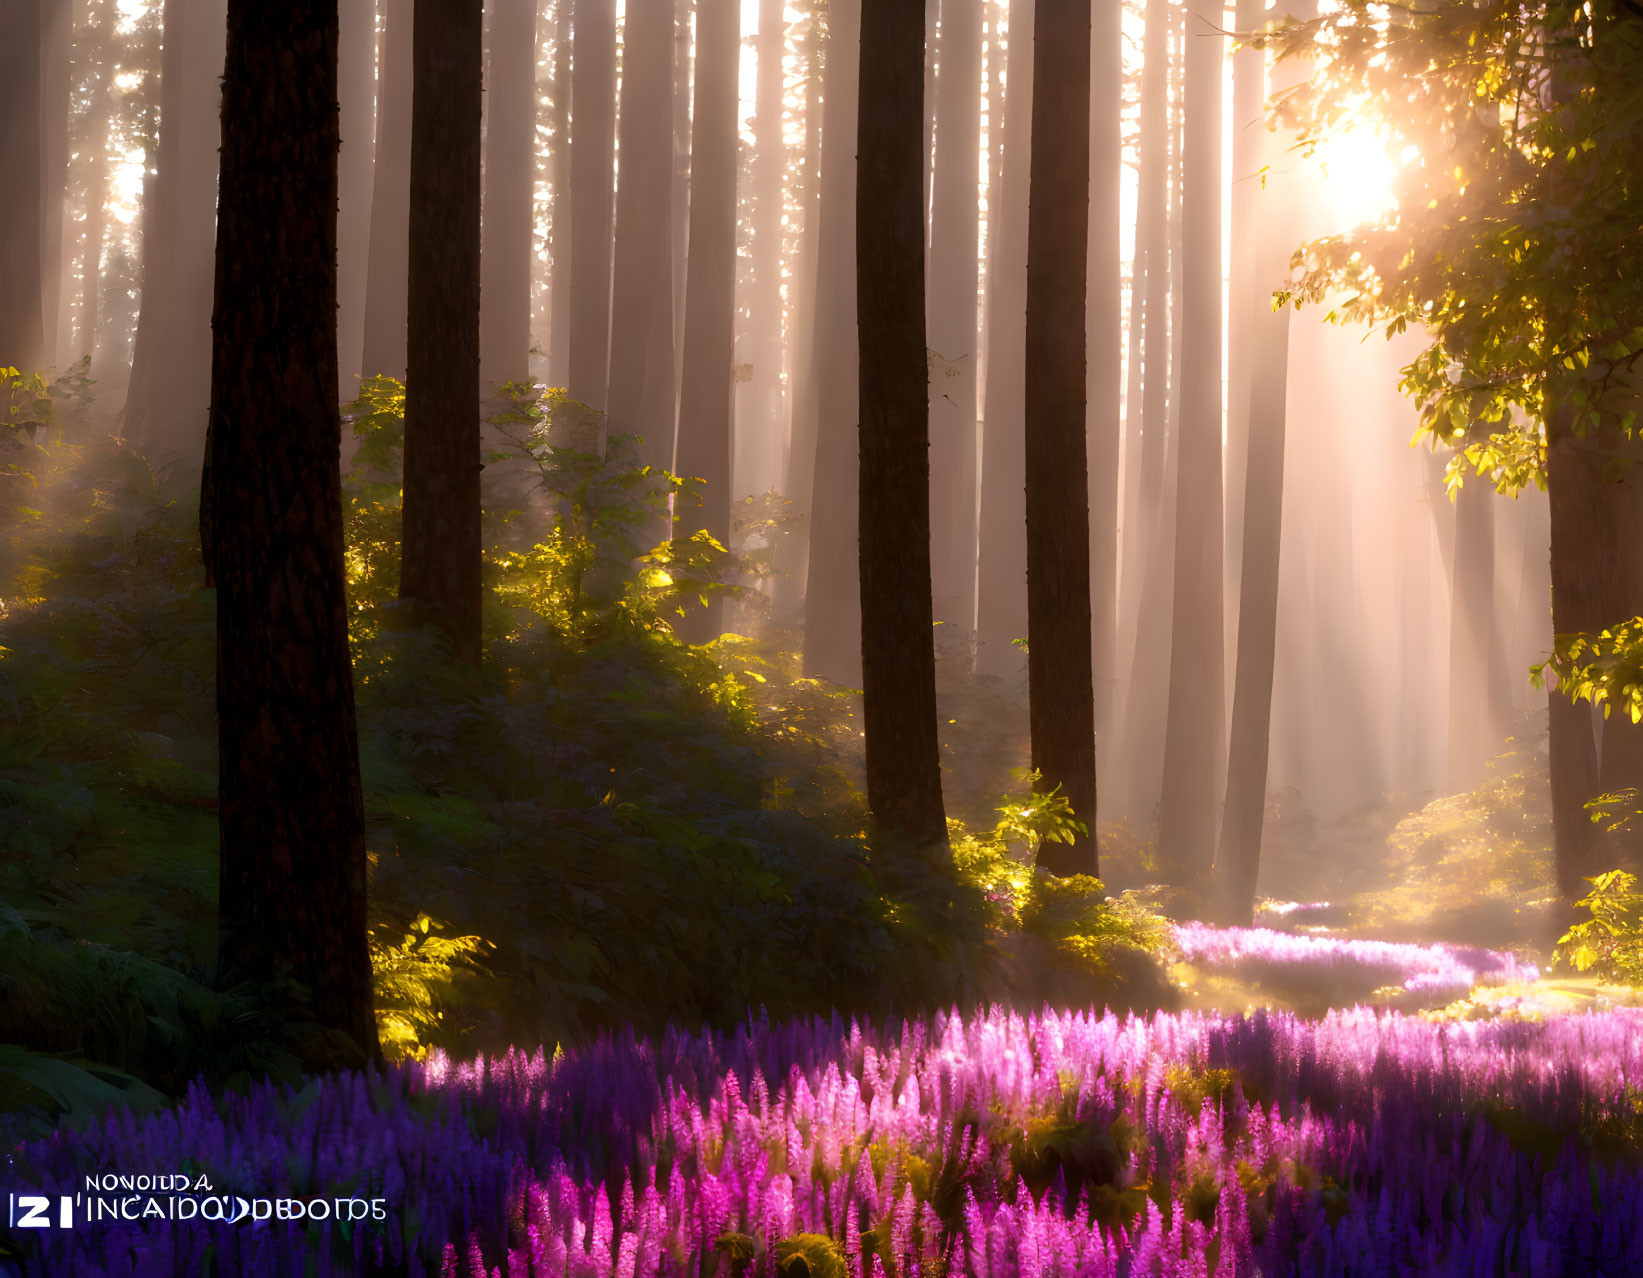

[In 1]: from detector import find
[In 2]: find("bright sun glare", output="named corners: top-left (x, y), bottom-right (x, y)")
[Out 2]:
top-left (1309, 122), bottom-right (1405, 228)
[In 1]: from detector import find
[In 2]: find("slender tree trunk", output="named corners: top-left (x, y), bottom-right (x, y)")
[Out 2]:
top-left (336, 0), bottom-right (376, 403)
top-left (802, 0), bottom-right (863, 683)
top-left (569, 0), bottom-right (616, 412)
top-left (0, 0), bottom-right (45, 371)
top-left (1085, 0), bottom-right (1121, 731)
top-left (481, 0), bottom-right (538, 392)
top-left (208, 0), bottom-right (379, 1068)
top-left (1156, 0), bottom-right (1225, 885)
top-left (672, 0), bottom-right (738, 640)
top-left (926, 0), bottom-right (981, 628)
top-left (126, 0), bottom-right (226, 457)
top-left (1447, 472), bottom-right (1503, 791)
top-left (1025, 0), bottom-right (1096, 875)
top-left (773, 0), bottom-right (828, 611)
top-left (78, 0), bottom-right (117, 365)
top-left (547, 0), bottom-right (572, 386)
top-left (974, 0), bottom-right (1032, 678)
top-left (859, 0), bottom-right (947, 848)
top-left (43, 0), bottom-right (71, 366)
top-left (740, 0), bottom-right (788, 498)
top-left (1114, 0), bottom-right (1173, 820)
top-left (400, 0), bottom-right (484, 665)
top-left (362, 0), bottom-right (413, 379)
top-left (607, 0), bottom-right (676, 467)
top-left (1222, 0), bottom-right (1265, 639)
top-left (671, 0), bottom-right (692, 394)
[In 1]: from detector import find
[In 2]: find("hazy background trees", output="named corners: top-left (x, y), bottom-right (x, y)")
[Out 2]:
top-left (8, 0), bottom-right (1591, 919)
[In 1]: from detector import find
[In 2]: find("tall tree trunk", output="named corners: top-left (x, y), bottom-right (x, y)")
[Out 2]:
top-left (362, 0), bottom-right (413, 379)
top-left (481, 0), bottom-right (538, 392)
top-left (858, 0), bottom-right (947, 848)
top-left (1156, 0), bottom-right (1224, 885)
top-left (802, 0), bottom-right (863, 683)
top-left (607, 0), bottom-right (676, 468)
top-left (773, 0), bottom-right (829, 611)
top-left (672, 0), bottom-right (738, 640)
top-left (671, 0), bottom-right (692, 394)
top-left (1222, 0), bottom-right (1265, 644)
top-left (336, 0), bottom-right (376, 403)
top-left (0, 0), bottom-right (44, 371)
top-left (400, 0), bottom-right (484, 665)
top-left (208, 0), bottom-right (379, 1068)
top-left (1211, 0), bottom-right (1313, 924)
top-left (926, 0), bottom-right (981, 628)
top-left (78, 0), bottom-right (117, 364)
top-left (1085, 0), bottom-right (1121, 731)
top-left (974, 0), bottom-right (1032, 678)
top-left (739, 0), bottom-right (788, 499)
top-left (126, 0), bottom-right (225, 457)
top-left (1114, 0), bottom-right (1173, 820)
top-left (569, 0), bottom-right (615, 412)
top-left (1026, 0), bottom-right (1096, 875)
top-left (1447, 472), bottom-right (1503, 791)
top-left (547, 0), bottom-right (572, 386)
top-left (43, 0), bottom-right (71, 365)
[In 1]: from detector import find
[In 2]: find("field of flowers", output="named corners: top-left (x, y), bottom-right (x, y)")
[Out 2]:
top-left (10, 978), bottom-right (1643, 1276)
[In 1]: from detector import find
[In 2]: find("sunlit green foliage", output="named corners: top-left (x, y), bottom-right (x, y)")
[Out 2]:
top-left (1258, 0), bottom-right (1643, 491)
top-left (1554, 869), bottom-right (1643, 985)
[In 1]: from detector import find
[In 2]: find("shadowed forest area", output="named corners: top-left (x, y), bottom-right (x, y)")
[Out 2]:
top-left (2, 0), bottom-right (1643, 1273)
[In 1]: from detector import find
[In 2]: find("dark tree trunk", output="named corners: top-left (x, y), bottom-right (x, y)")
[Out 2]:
top-left (974, 0), bottom-right (1032, 678)
top-left (607, 0), bottom-right (677, 467)
top-left (858, 0), bottom-right (947, 848)
top-left (1156, 0), bottom-right (1224, 885)
top-left (208, 0), bottom-right (379, 1068)
top-left (481, 0), bottom-right (538, 392)
top-left (1085, 0), bottom-right (1121, 729)
top-left (361, 0), bottom-right (413, 380)
top-left (125, 0), bottom-right (226, 457)
top-left (0, 0), bottom-right (44, 371)
top-left (1025, 0), bottom-right (1096, 876)
top-left (803, 0), bottom-right (864, 682)
top-left (569, 0), bottom-right (615, 412)
top-left (399, 0), bottom-right (484, 665)
top-left (336, 0), bottom-right (376, 402)
top-left (926, 0), bottom-right (981, 628)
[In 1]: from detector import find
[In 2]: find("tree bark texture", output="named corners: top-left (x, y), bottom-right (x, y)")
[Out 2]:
top-left (1026, 0), bottom-right (1097, 876)
top-left (336, 0), bottom-right (377, 402)
top-left (858, 0), bottom-right (948, 848)
top-left (208, 0), bottom-right (379, 1067)
top-left (400, 0), bottom-right (485, 666)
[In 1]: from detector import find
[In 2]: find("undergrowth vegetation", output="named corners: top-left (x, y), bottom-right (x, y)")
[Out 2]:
top-left (0, 376), bottom-right (1167, 1118)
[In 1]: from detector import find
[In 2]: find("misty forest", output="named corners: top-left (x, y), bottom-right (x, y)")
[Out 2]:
top-left (2, 0), bottom-right (1642, 1273)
